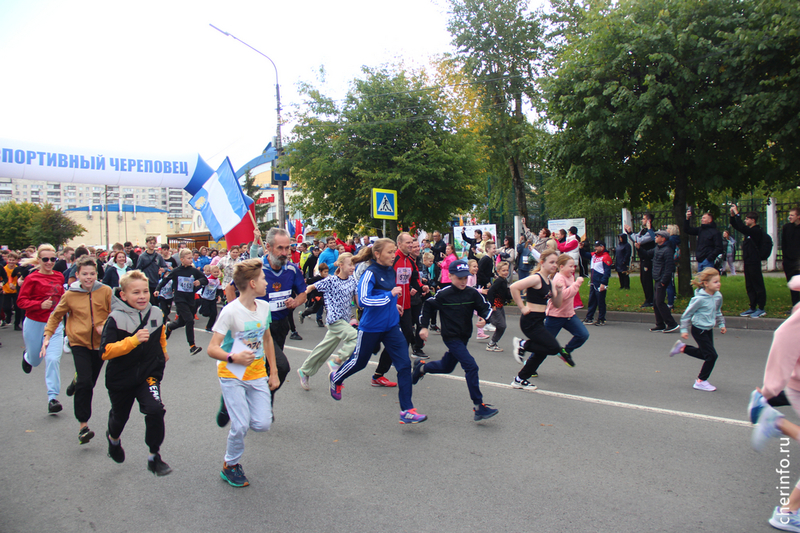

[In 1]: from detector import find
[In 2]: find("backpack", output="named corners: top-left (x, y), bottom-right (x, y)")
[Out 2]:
top-left (759, 232), bottom-right (773, 261)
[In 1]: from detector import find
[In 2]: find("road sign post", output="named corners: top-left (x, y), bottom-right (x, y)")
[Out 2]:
top-left (372, 188), bottom-right (397, 237)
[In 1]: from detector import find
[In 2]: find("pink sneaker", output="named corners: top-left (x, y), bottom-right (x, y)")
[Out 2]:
top-left (476, 332), bottom-right (490, 340)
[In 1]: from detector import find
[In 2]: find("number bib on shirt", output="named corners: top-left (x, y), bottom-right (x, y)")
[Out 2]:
top-left (177, 276), bottom-right (194, 292)
top-left (396, 267), bottom-right (412, 286)
top-left (268, 289), bottom-right (291, 312)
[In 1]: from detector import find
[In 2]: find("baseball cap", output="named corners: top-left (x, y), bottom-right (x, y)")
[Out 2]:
top-left (594, 240), bottom-right (606, 248)
top-left (448, 259), bottom-right (471, 278)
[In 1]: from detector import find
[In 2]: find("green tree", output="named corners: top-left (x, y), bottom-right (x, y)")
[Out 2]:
top-left (447, 0), bottom-right (546, 221)
top-left (286, 66), bottom-right (484, 238)
top-left (26, 204), bottom-right (85, 248)
top-left (0, 201), bottom-right (43, 249)
top-left (544, 0), bottom-right (800, 294)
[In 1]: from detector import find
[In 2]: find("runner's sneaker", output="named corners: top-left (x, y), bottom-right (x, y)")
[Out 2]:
top-left (316, 319), bottom-right (325, 327)
top-left (21, 352), bottom-right (32, 374)
top-left (412, 348), bottom-right (428, 358)
top-left (768, 506), bottom-right (800, 532)
top-left (752, 405), bottom-right (785, 452)
top-left (412, 360), bottom-right (426, 385)
top-left (511, 337), bottom-right (525, 365)
top-left (429, 324), bottom-right (440, 333)
top-left (290, 331), bottom-right (303, 341)
top-left (399, 408), bottom-right (427, 424)
top-left (371, 376), bottom-right (397, 387)
top-left (165, 324), bottom-right (173, 340)
top-left (484, 324), bottom-right (496, 332)
top-left (48, 399), bottom-right (62, 414)
top-left (78, 426), bottom-right (95, 445)
top-left (297, 368), bottom-right (310, 391)
top-left (216, 395), bottom-right (230, 427)
top-left (593, 319), bottom-right (606, 326)
top-left (106, 430), bottom-right (125, 463)
top-left (190, 345), bottom-right (202, 356)
top-left (66, 374), bottom-right (77, 396)
top-left (663, 324), bottom-right (680, 333)
top-left (559, 349), bottom-right (576, 368)
top-left (486, 343), bottom-right (503, 352)
top-left (473, 403), bottom-right (499, 421)
top-left (330, 371), bottom-right (343, 401)
top-left (693, 380), bottom-right (717, 392)
top-left (147, 453), bottom-right (173, 476)
top-left (220, 462), bottom-right (249, 487)
top-left (511, 378), bottom-right (538, 391)
top-left (476, 332), bottom-right (490, 340)
top-left (327, 359), bottom-right (341, 374)
top-left (582, 317), bottom-right (594, 324)
top-left (669, 340), bottom-right (685, 357)
top-left (748, 389), bottom-right (767, 424)
top-left (649, 326), bottom-right (666, 332)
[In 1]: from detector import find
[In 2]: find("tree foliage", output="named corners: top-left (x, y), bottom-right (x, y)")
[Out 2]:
top-left (25, 204), bottom-right (86, 248)
top-left (286, 66), bottom-right (484, 237)
top-left (0, 202), bottom-right (45, 250)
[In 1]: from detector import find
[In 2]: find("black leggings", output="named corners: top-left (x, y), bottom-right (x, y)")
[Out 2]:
top-left (518, 312), bottom-right (562, 380)
top-left (684, 325), bottom-right (718, 381)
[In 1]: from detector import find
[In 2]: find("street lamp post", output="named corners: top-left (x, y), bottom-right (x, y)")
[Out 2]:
top-left (210, 24), bottom-right (285, 225)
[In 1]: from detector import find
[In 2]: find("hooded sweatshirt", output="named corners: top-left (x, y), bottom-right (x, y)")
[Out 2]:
top-left (680, 288), bottom-right (725, 334)
top-left (761, 276), bottom-right (800, 398)
top-left (45, 280), bottom-right (112, 350)
top-left (100, 288), bottom-right (167, 391)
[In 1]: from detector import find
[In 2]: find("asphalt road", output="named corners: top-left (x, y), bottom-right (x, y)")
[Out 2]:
top-left (0, 312), bottom-right (792, 533)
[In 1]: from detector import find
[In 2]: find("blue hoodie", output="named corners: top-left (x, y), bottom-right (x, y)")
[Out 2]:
top-left (680, 288), bottom-right (725, 333)
top-left (357, 262), bottom-right (399, 332)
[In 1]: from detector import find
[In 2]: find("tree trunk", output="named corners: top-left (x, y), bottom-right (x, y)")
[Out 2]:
top-left (510, 94), bottom-right (529, 222)
top-left (672, 172), bottom-right (692, 297)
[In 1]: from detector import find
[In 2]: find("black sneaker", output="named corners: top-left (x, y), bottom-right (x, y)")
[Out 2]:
top-left (582, 317), bottom-right (593, 324)
top-left (663, 324), bottom-right (680, 333)
top-left (147, 453), bottom-right (173, 476)
top-left (316, 319), bottom-right (325, 328)
top-left (78, 426), bottom-right (95, 445)
top-left (594, 319), bottom-right (606, 326)
top-left (412, 359), bottom-right (426, 385)
top-left (299, 313), bottom-right (305, 324)
top-left (190, 345), bottom-right (202, 356)
top-left (216, 395), bottom-right (230, 428)
top-left (21, 352), bottom-right (32, 374)
top-left (559, 349), bottom-right (576, 368)
top-left (290, 331), bottom-right (303, 341)
top-left (641, 302), bottom-right (653, 308)
top-left (48, 399), bottom-right (62, 414)
top-left (649, 326), bottom-right (666, 332)
top-left (165, 324), bottom-right (173, 340)
top-left (220, 462), bottom-right (249, 487)
top-left (429, 324), bottom-right (440, 333)
top-left (66, 374), bottom-right (77, 397)
top-left (473, 403), bottom-right (499, 421)
top-left (412, 349), bottom-right (428, 359)
top-left (14, 325), bottom-right (22, 331)
top-left (106, 431), bottom-right (125, 463)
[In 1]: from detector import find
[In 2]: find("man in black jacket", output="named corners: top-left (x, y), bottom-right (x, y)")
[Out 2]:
top-left (431, 231), bottom-right (447, 265)
top-left (625, 213), bottom-right (656, 307)
top-left (782, 207), bottom-right (800, 306)
top-left (137, 236), bottom-right (167, 305)
top-left (730, 205), bottom-right (767, 317)
top-left (641, 230), bottom-right (678, 333)
top-left (684, 210), bottom-right (724, 271)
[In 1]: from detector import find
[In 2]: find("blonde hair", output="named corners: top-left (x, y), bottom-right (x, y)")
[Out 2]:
top-left (179, 248), bottom-right (192, 258)
top-left (545, 239), bottom-right (558, 252)
top-left (555, 253), bottom-right (574, 269)
top-left (21, 243), bottom-right (56, 269)
top-left (533, 249), bottom-right (559, 274)
top-left (496, 260), bottom-right (510, 272)
top-left (232, 258), bottom-right (263, 291)
top-left (119, 270), bottom-right (148, 291)
top-left (484, 240), bottom-right (496, 250)
top-left (335, 252), bottom-right (354, 267)
top-left (691, 267), bottom-right (720, 289)
top-left (467, 259), bottom-right (478, 268)
top-left (667, 224), bottom-right (680, 236)
top-left (422, 252), bottom-right (434, 262)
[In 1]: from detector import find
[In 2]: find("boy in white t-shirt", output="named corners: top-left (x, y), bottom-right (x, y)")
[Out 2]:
top-left (207, 259), bottom-right (279, 488)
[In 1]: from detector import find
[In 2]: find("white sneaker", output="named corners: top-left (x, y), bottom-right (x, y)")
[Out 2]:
top-left (693, 380), bottom-right (716, 391)
top-left (669, 340), bottom-right (685, 357)
top-left (511, 337), bottom-right (525, 365)
top-left (297, 369), bottom-right (310, 391)
top-left (511, 378), bottom-right (537, 391)
top-left (484, 324), bottom-right (496, 332)
top-left (752, 405), bottom-right (786, 452)
top-left (769, 506), bottom-right (800, 532)
top-left (486, 343), bottom-right (503, 352)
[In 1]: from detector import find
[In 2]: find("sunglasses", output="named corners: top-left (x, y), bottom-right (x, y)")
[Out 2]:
top-left (40, 257), bottom-right (57, 263)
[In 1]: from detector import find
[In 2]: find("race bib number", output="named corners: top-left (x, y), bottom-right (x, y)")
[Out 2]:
top-left (268, 289), bottom-right (291, 312)
top-left (233, 329), bottom-right (265, 360)
top-left (201, 279), bottom-right (220, 300)
top-left (177, 276), bottom-right (194, 292)
top-left (396, 267), bottom-right (412, 286)
top-left (160, 280), bottom-right (174, 299)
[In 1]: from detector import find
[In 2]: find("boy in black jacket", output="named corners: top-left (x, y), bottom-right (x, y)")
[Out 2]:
top-left (155, 248), bottom-right (208, 355)
top-left (415, 259), bottom-right (499, 422)
top-left (101, 270), bottom-right (171, 476)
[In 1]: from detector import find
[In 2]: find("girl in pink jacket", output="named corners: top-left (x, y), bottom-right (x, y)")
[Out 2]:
top-left (544, 254), bottom-right (589, 366)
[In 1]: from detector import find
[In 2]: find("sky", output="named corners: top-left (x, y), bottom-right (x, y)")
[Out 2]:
top-left (0, 0), bottom-right (459, 171)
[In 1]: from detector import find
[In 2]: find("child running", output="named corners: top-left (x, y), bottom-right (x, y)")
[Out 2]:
top-left (297, 253), bottom-right (357, 390)
top-left (42, 256), bottom-right (112, 444)
top-left (329, 238), bottom-right (427, 424)
top-left (200, 265), bottom-right (222, 332)
top-left (155, 248), bottom-right (208, 355)
top-left (207, 259), bottom-right (279, 487)
top-left (746, 275), bottom-right (800, 531)
top-left (485, 261), bottom-right (512, 352)
top-left (100, 271), bottom-right (171, 476)
top-left (545, 255), bottom-right (589, 363)
top-left (415, 259), bottom-right (499, 421)
top-left (669, 268), bottom-right (726, 391)
top-left (509, 250), bottom-right (569, 389)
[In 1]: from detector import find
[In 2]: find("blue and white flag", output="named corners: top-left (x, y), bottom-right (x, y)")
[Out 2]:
top-left (189, 157), bottom-right (249, 241)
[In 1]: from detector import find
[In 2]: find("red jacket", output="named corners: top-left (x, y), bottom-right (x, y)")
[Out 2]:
top-left (334, 237), bottom-right (356, 253)
top-left (392, 250), bottom-right (422, 310)
top-left (17, 270), bottom-right (65, 322)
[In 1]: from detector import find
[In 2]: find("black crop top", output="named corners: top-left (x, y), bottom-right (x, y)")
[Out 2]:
top-left (525, 273), bottom-right (551, 305)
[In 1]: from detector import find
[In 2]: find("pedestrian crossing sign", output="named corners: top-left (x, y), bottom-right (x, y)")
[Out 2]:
top-left (372, 188), bottom-right (397, 220)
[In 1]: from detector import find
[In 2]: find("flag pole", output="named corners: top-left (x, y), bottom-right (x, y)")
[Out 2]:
top-left (248, 210), bottom-right (263, 247)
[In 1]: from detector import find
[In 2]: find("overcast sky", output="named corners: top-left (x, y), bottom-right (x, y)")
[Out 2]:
top-left (0, 0), bottom-right (459, 171)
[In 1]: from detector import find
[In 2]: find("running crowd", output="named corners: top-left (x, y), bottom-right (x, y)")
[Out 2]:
top-left (3, 207), bottom-right (800, 529)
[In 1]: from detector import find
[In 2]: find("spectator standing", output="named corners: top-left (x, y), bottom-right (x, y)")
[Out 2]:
top-left (730, 205), bottom-right (767, 318)
top-left (684, 209), bottom-right (724, 271)
top-left (614, 234), bottom-right (631, 289)
top-left (641, 230), bottom-right (679, 333)
top-left (722, 230), bottom-right (736, 276)
top-left (625, 214), bottom-right (656, 308)
top-left (516, 235), bottom-right (533, 280)
top-left (782, 207), bottom-right (800, 307)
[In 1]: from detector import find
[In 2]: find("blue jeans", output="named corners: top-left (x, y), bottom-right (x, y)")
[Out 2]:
top-left (23, 318), bottom-right (64, 400)
top-left (544, 315), bottom-right (589, 354)
top-left (424, 338), bottom-right (482, 404)
top-left (698, 258), bottom-right (715, 271)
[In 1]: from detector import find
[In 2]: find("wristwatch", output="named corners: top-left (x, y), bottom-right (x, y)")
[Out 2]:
top-left (227, 354), bottom-right (234, 363)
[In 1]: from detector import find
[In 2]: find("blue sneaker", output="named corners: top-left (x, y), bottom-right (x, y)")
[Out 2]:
top-left (220, 462), bottom-right (249, 487)
top-left (399, 408), bottom-right (427, 424)
top-left (769, 506), bottom-right (800, 532)
top-left (740, 308), bottom-right (755, 317)
top-left (412, 359), bottom-right (426, 385)
top-left (748, 389), bottom-right (767, 424)
top-left (329, 371), bottom-right (343, 401)
top-left (752, 405), bottom-right (785, 452)
top-left (473, 403), bottom-right (499, 421)
top-left (751, 309), bottom-right (766, 318)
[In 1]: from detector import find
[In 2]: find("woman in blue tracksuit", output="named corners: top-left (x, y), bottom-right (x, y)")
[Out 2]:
top-left (328, 238), bottom-right (427, 424)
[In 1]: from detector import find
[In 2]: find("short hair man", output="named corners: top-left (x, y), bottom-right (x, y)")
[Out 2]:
top-left (782, 207), bottom-right (800, 306)
top-left (730, 205), bottom-right (767, 317)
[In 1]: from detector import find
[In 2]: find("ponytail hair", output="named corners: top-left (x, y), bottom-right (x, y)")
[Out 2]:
top-left (555, 253), bottom-right (573, 270)
top-left (691, 267), bottom-right (720, 289)
top-left (352, 244), bottom-right (375, 265)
